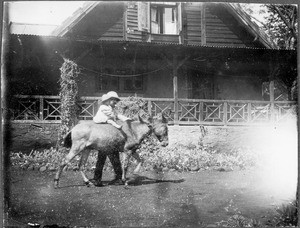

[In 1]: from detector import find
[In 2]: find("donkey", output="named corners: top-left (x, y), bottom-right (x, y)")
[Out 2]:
top-left (54, 113), bottom-right (168, 188)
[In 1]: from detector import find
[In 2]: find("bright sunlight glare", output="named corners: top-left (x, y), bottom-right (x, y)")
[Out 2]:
top-left (8, 1), bottom-right (86, 25)
top-left (254, 116), bottom-right (298, 202)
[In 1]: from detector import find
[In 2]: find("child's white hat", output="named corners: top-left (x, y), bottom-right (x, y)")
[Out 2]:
top-left (101, 94), bottom-right (109, 102)
top-left (102, 91), bottom-right (120, 102)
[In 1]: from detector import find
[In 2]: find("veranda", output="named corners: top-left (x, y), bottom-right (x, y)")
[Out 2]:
top-left (10, 95), bottom-right (296, 126)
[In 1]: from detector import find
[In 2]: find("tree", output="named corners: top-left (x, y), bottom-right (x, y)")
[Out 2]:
top-left (241, 4), bottom-right (298, 101)
top-left (264, 4), bottom-right (297, 50)
top-left (264, 5), bottom-right (298, 101)
top-left (240, 4), bottom-right (297, 50)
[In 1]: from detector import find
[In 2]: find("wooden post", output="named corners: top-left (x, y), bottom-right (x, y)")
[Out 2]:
top-left (173, 54), bottom-right (179, 125)
top-left (223, 101), bottom-right (228, 126)
top-left (161, 53), bottom-right (189, 125)
top-left (147, 100), bottom-right (152, 116)
top-left (247, 102), bottom-right (252, 123)
top-left (269, 80), bottom-right (275, 122)
top-left (200, 3), bottom-right (206, 45)
top-left (199, 101), bottom-right (204, 123)
top-left (123, 4), bottom-right (128, 41)
top-left (39, 97), bottom-right (44, 120)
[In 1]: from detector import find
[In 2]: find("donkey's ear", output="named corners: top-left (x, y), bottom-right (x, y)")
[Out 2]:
top-left (138, 114), bottom-right (144, 123)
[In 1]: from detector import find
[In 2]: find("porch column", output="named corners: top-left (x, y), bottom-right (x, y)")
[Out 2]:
top-left (200, 3), bottom-right (206, 45)
top-left (173, 54), bottom-right (179, 125)
top-left (162, 53), bottom-right (189, 125)
top-left (269, 79), bottom-right (275, 122)
top-left (269, 60), bottom-right (276, 123)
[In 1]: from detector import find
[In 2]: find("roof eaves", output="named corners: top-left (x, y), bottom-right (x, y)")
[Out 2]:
top-left (12, 34), bottom-right (293, 53)
top-left (51, 2), bottom-right (99, 37)
top-left (224, 3), bottom-right (278, 49)
top-left (9, 22), bottom-right (58, 36)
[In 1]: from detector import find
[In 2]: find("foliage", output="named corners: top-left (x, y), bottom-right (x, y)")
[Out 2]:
top-left (10, 148), bottom-right (103, 171)
top-left (264, 5), bottom-right (298, 50)
top-left (241, 4), bottom-right (298, 101)
top-left (266, 200), bottom-right (298, 227)
top-left (215, 200), bottom-right (298, 227)
top-left (141, 144), bottom-right (258, 171)
top-left (57, 59), bottom-right (79, 148)
top-left (115, 96), bottom-right (149, 119)
top-left (241, 4), bottom-right (297, 50)
top-left (263, 5), bottom-right (298, 100)
top-left (217, 214), bottom-right (262, 227)
top-left (10, 142), bottom-right (259, 172)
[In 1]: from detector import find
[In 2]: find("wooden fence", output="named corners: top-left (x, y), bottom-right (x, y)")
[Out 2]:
top-left (9, 95), bottom-right (296, 126)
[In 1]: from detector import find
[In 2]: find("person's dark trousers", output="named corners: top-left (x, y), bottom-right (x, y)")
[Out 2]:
top-left (108, 152), bottom-right (122, 181)
top-left (93, 151), bottom-right (122, 186)
top-left (93, 152), bottom-right (107, 184)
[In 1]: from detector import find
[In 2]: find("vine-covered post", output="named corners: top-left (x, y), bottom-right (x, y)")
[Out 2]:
top-left (56, 58), bottom-right (79, 148)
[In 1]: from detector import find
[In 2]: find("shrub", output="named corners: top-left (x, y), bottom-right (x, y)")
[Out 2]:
top-left (116, 96), bottom-right (149, 119)
top-left (215, 200), bottom-right (298, 227)
top-left (267, 200), bottom-right (298, 227)
top-left (217, 215), bottom-right (262, 227)
top-left (10, 148), bottom-right (107, 172)
top-left (10, 140), bottom-right (258, 172)
top-left (57, 58), bottom-right (79, 148)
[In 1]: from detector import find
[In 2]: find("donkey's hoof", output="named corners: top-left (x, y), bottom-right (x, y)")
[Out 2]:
top-left (89, 179), bottom-right (104, 187)
top-left (124, 182), bottom-right (130, 189)
top-left (108, 179), bottom-right (124, 186)
top-left (54, 179), bottom-right (59, 189)
top-left (84, 181), bottom-right (94, 187)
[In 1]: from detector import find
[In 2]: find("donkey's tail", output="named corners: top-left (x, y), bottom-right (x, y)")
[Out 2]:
top-left (63, 131), bottom-right (72, 148)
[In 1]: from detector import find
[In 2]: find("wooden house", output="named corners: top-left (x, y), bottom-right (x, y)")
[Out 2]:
top-left (7, 1), bottom-right (296, 125)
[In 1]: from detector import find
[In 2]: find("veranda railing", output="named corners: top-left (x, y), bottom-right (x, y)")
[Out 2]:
top-left (9, 95), bottom-right (296, 126)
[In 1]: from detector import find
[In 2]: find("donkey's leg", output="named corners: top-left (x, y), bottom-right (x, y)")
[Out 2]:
top-left (121, 150), bottom-right (132, 184)
top-left (132, 151), bottom-right (144, 175)
top-left (78, 149), bottom-right (93, 187)
top-left (54, 142), bottom-right (85, 188)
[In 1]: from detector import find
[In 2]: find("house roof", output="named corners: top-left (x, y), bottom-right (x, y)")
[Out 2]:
top-left (51, 1), bottom-right (99, 37)
top-left (223, 3), bottom-right (277, 49)
top-left (9, 22), bottom-right (58, 36)
top-left (51, 2), bottom-right (277, 49)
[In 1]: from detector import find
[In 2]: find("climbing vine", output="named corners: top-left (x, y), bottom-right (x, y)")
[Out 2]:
top-left (57, 58), bottom-right (79, 148)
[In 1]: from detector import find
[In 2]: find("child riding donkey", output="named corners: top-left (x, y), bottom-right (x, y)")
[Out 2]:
top-left (93, 91), bottom-right (130, 129)
top-left (54, 91), bottom-right (169, 188)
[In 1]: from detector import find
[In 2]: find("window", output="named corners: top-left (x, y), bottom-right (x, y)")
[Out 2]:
top-left (138, 2), bottom-right (182, 35)
top-left (124, 76), bottom-right (143, 91)
top-left (97, 68), bottom-right (119, 91)
top-left (96, 68), bottom-right (144, 92)
top-left (97, 75), bottom-right (119, 91)
top-left (150, 4), bottom-right (178, 35)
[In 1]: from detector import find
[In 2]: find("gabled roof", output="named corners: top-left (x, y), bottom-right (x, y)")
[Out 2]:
top-left (10, 22), bottom-right (57, 36)
top-left (51, 1), bottom-right (99, 36)
top-left (51, 1), bottom-right (277, 49)
top-left (224, 3), bottom-right (277, 49)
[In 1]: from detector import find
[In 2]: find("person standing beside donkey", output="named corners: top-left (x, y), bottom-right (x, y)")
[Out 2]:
top-left (93, 91), bottom-right (130, 129)
top-left (92, 91), bottom-right (130, 186)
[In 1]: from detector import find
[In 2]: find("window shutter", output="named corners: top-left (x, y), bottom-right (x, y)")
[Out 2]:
top-left (138, 2), bottom-right (150, 32)
top-left (177, 3), bottom-right (182, 33)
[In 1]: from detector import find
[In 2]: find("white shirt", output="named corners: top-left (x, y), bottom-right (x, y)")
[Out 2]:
top-left (93, 104), bottom-right (128, 123)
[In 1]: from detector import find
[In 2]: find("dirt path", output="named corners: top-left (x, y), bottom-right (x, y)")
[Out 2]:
top-left (5, 167), bottom-right (295, 227)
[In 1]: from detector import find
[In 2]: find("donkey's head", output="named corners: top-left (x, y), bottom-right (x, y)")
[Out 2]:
top-left (152, 113), bottom-right (169, 147)
top-left (139, 112), bottom-right (169, 147)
